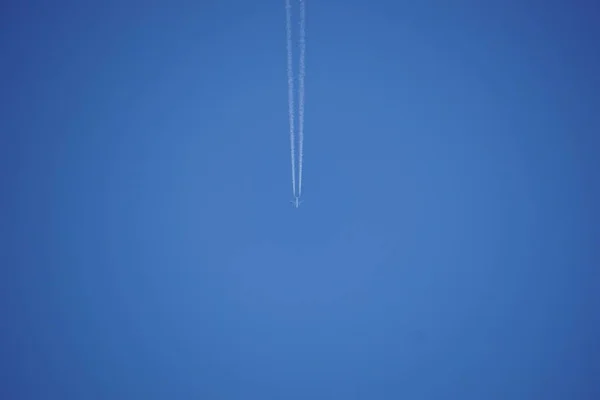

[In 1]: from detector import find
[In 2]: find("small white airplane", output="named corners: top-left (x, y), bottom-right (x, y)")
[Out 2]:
top-left (290, 197), bottom-right (303, 208)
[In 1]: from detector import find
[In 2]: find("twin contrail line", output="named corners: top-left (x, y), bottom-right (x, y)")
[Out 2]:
top-left (285, 0), bottom-right (306, 200)
top-left (297, 0), bottom-right (306, 197)
top-left (285, 0), bottom-right (296, 197)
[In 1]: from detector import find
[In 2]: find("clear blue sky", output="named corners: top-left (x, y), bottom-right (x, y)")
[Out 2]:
top-left (1, 1), bottom-right (599, 398)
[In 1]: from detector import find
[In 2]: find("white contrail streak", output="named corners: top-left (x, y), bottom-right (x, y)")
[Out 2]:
top-left (285, 0), bottom-right (296, 197)
top-left (297, 0), bottom-right (306, 197)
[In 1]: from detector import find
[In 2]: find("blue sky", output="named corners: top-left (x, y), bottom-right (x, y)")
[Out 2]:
top-left (1, 1), bottom-right (598, 399)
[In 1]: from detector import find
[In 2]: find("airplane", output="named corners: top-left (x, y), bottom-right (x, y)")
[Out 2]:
top-left (290, 197), bottom-right (303, 208)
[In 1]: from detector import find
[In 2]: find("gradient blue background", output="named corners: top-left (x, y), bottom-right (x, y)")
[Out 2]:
top-left (1, 1), bottom-right (599, 398)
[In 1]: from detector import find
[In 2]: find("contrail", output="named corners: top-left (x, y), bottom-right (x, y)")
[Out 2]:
top-left (285, 0), bottom-right (296, 197)
top-left (297, 0), bottom-right (306, 196)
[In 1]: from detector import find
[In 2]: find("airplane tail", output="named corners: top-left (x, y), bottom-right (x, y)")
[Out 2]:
top-left (290, 197), bottom-right (303, 207)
